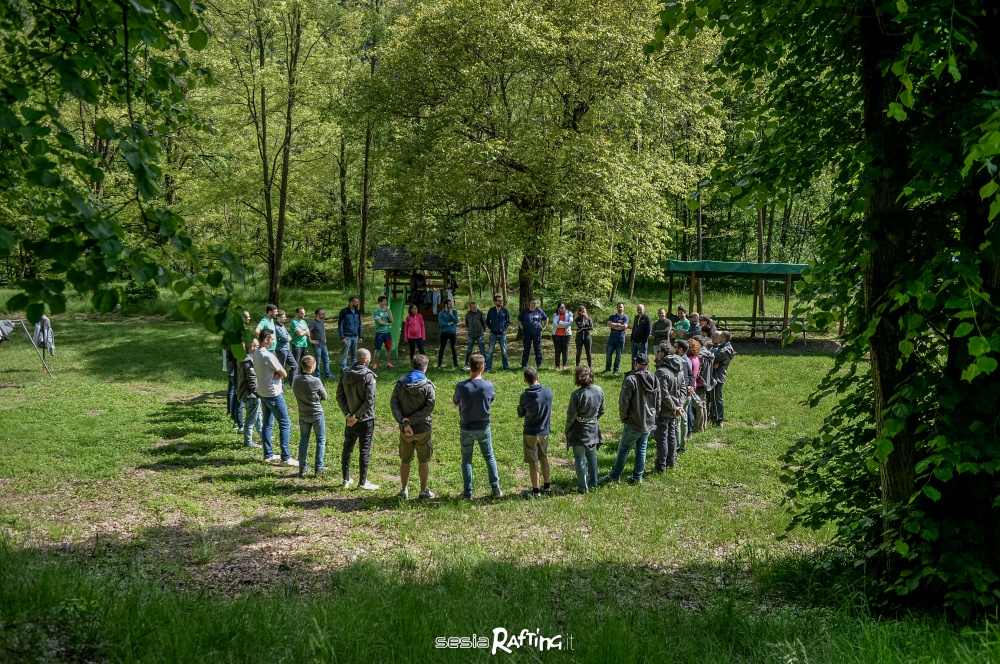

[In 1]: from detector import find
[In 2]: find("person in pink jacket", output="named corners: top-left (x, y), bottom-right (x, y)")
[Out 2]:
top-left (403, 304), bottom-right (426, 365)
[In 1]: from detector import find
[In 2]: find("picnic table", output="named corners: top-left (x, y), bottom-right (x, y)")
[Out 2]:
top-left (714, 315), bottom-right (806, 343)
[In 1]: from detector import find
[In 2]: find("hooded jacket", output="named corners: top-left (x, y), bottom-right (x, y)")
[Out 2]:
top-left (712, 341), bottom-right (736, 385)
top-left (697, 347), bottom-right (715, 391)
top-left (679, 353), bottom-right (695, 391)
top-left (619, 367), bottom-right (660, 433)
top-left (390, 370), bottom-right (436, 433)
top-left (654, 354), bottom-right (686, 419)
top-left (336, 362), bottom-right (377, 421)
top-left (565, 384), bottom-right (605, 448)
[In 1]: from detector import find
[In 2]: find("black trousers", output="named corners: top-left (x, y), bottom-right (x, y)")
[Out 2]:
top-left (438, 332), bottom-right (458, 367)
top-left (575, 332), bottom-right (592, 367)
top-left (521, 333), bottom-right (543, 368)
top-left (553, 335), bottom-right (569, 367)
top-left (408, 339), bottom-right (426, 364)
top-left (709, 383), bottom-right (725, 422)
top-left (653, 416), bottom-right (679, 470)
top-left (292, 346), bottom-right (307, 369)
top-left (342, 418), bottom-right (375, 483)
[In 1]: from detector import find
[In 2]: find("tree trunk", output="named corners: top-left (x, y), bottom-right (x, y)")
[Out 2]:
top-left (271, 3), bottom-right (303, 307)
top-left (626, 249), bottom-right (637, 299)
top-left (779, 194), bottom-right (792, 263)
top-left (756, 204), bottom-right (766, 316)
top-left (860, 4), bottom-right (915, 517)
top-left (357, 119), bottom-right (373, 310)
top-left (338, 133), bottom-right (354, 286)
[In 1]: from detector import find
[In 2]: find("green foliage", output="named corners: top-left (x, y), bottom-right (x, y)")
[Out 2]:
top-left (652, 0), bottom-right (1000, 616)
top-left (0, 0), bottom-right (245, 346)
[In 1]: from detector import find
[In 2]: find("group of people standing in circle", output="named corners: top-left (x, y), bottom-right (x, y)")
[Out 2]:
top-left (222, 293), bottom-right (736, 499)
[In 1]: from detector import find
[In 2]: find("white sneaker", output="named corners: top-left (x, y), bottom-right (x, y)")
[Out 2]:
top-left (265, 454), bottom-right (281, 463)
top-left (284, 458), bottom-right (300, 467)
top-left (419, 489), bottom-right (436, 499)
top-left (343, 478), bottom-right (353, 489)
top-left (398, 487), bottom-right (409, 500)
top-left (359, 481), bottom-right (380, 491)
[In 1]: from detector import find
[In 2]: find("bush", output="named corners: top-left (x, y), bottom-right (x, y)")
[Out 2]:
top-left (282, 260), bottom-right (339, 289)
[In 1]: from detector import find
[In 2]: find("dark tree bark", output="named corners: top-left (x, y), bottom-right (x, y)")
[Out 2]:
top-left (859, 3), bottom-right (915, 515)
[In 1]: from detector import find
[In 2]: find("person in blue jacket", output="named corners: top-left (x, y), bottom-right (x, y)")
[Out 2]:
top-left (338, 297), bottom-right (362, 370)
top-left (436, 299), bottom-right (459, 369)
top-left (605, 302), bottom-right (629, 374)
top-left (519, 298), bottom-right (548, 369)
top-left (485, 294), bottom-right (511, 372)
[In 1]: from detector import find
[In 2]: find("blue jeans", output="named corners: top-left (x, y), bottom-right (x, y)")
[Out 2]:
top-left (460, 428), bottom-right (500, 497)
top-left (298, 417), bottom-right (326, 474)
top-left (572, 445), bottom-right (599, 493)
top-left (486, 332), bottom-right (509, 370)
top-left (465, 335), bottom-right (485, 365)
top-left (631, 340), bottom-right (648, 364)
top-left (340, 336), bottom-right (359, 369)
top-left (241, 395), bottom-right (261, 447)
top-left (605, 336), bottom-right (625, 373)
top-left (609, 425), bottom-right (650, 482)
top-left (313, 343), bottom-right (332, 378)
top-left (260, 394), bottom-right (292, 461)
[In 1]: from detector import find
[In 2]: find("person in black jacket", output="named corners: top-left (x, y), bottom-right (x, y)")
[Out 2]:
top-left (630, 304), bottom-right (652, 369)
top-left (390, 353), bottom-right (437, 500)
top-left (602, 353), bottom-right (660, 485)
top-left (574, 305), bottom-right (594, 367)
top-left (237, 339), bottom-right (262, 448)
top-left (709, 331), bottom-right (736, 425)
top-left (517, 366), bottom-right (553, 497)
top-left (336, 348), bottom-right (378, 490)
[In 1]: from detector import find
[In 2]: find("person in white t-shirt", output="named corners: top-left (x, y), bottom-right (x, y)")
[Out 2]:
top-left (253, 330), bottom-right (298, 467)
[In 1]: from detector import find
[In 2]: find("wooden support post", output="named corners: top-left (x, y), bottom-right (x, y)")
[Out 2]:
top-left (783, 274), bottom-right (791, 329)
top-left (667, 274), bottom-right (674, 313)
top-left (688, 272), bottom-right (695, 312)
top-left (751, 278), bottom-right (759, 339)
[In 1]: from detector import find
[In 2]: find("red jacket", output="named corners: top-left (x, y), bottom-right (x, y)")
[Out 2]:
top-left (403, 314), bottom-right (425, 341)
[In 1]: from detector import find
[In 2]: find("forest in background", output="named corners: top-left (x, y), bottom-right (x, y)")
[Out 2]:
top-left (0, 0), bottom-right (829, 310)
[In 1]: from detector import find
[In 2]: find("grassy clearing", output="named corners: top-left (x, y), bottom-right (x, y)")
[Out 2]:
top-left (0, 305), bottom-right (993, 662)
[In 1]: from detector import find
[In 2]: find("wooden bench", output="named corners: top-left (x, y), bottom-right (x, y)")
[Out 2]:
top-left (713, 316), bottom-right (806, 343)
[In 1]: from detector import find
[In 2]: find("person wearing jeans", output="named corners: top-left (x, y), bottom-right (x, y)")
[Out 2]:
top-left (565, 365), bottom-right (605, 493)
top-left (709, 331), bottom-right (735, 425)
top-left (253, 330), bottom-right (298, 466)
top-left (309, 309), bottom-right (333, 379)
top-left (485, 294), bottom-right (511, 371)
top-left (293, 356), bottom-right (328, 476)
top-left (453, 354), bottom-right (502, 498)
top-left (602, 353), bottom-right (659, 484)
top-left (338, 297), bottom-right (363, 370)
top-left (336, 348), bottom-right (379, 490)
top-left (237, 338), bottom-right (262, 448)
top-left (605, 302), bottom-right (629, 374)
top-left (652, 343), bottom-right (686, 471)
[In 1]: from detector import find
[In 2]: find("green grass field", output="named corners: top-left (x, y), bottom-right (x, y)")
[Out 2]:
top-left (1, 303), bottom-right (996, 662)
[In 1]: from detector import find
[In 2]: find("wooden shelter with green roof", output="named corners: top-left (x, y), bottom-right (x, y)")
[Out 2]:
top-left (665, 260), bottom-right (810, 340)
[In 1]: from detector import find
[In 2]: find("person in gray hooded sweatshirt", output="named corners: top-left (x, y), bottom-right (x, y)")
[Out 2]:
top-left (565, 365), bottom-right (605, 493)
top-left (709, 331), bottom-right (735, 425)
top-left (602, 352), bottom-right (660, 484)
top-left (653, 342), bottom-right (686, 471)
top-left (390, 353), bottom-right (437, 500)
top-left (336, 348), bottom-right (379, 490)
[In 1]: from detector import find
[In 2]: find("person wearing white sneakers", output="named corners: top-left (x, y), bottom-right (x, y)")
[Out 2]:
top-left (390, 353), bottom-right (436, 500)
top-left (252, 330), bottom-right (298, 468)
top-left (336, 348), bottom-right (379, 490)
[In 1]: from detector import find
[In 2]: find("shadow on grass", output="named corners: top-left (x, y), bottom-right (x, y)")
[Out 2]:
top-left (69, 320), bottom-right (221, 381)
top-left (0, 526), bottom-right (907, 664)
